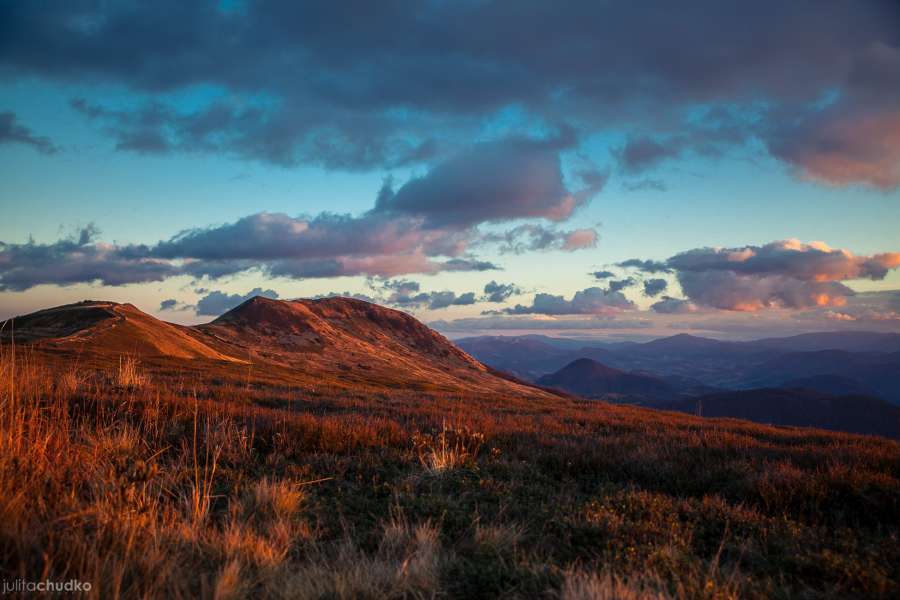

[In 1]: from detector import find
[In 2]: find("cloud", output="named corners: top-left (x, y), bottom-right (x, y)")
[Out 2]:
top-left (426, 291), bottom-right (476, 309)
top-left (369, 278), bottom-right (477, 310)
top-left (483, 281), bottom-right (521, 303)
top-left (0, 225), bottom-right (177, 291)
top-left (614, 136), bottom-right (683, 173)
top-left (441, 258), bottom-right (500, 272)
top-left (643, 278), bottom-right (668, 297)
top-left (9, 133), bottom-right (617, 289)
top-left (562, 228), bottom-right (599, 251)
top-left (481, 224), bottom-right (598, 254)
top-left (159, 298), bottom-right (193, 312)
top-left (312, 290), bottom-right (377, 303)
top-left (666, 239), bottom-right (900, 282)
top-left (616, 259), bottom-right (672, 273)
top-left (195, 287), bottom-right (279, 317)
top-left (374, 135), bottom-right (598, 227)
top-left (607, 278), bottom-right (636, 293)
top-left (763, 43), bottom-right (900, 190)
top-left (650, 296), bottom-right (699, 314)
top-left (5, 1), bottom-right (896, 185)
top-left (625, 239), bottom-right (900, 312)
top-left (0, 111), bottom-right (58, 154)
top-left (591, 270), bottom-right (616, 280)
top-left (504, 287), bottom-right (635, 315)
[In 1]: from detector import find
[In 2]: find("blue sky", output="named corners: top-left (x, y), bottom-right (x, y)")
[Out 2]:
top-left (1, 1), bottom-right (899, 339)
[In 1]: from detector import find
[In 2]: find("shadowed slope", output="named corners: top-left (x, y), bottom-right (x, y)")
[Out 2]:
top-left (665, 388), bottom-right (900, 438)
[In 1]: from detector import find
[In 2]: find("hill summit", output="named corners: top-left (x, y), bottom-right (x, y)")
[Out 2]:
top-left (4, 296), bottom-right (547, 398)
top-left (537, 357), bottom-right (675, 399)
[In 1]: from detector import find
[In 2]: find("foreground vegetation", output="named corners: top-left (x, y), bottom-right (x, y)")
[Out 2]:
top-left (1, 348), bottom-right (899, 599)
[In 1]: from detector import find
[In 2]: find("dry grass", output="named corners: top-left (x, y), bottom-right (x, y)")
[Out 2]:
top-left (0, 345), bottom-right (898, 598)
top-left (413, 420), bottom-right (485, 473)
top-left (116, 355), bottom-right (149, 388)
top-left (560, 571), bottom-right (675, 600)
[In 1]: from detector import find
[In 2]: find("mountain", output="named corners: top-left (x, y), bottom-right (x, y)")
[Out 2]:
top-left (1, 300), bottom-right (237, 361)
top-left (536, 358), bottom-right (676, 400)
top-left (454, 335), bottom-right (615, 380)
top-left (742, 350), bottom-right (900, 404)
top-left (782, 374), bottom-right (875, 396)
top-left (3, 297), bottom-right (551, 399)
top-left (638, 333), bottom-right (739, 355)
top-left (664, 388), bottom-right (900, 438)
top-left (750, 331), bottom-right (900, 353)
top-left (458, 331), bottom-right (900, 397)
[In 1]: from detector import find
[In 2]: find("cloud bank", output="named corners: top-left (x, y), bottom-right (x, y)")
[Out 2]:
top-left (2, 1), bottom-right (898, 187)
top-left (622, 239), bottom-right (900, 312)
top-left (0, 136), bottom-right (602, 290)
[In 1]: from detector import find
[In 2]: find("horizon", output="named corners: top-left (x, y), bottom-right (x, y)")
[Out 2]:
top-left (6, 293), bottom-right (899, 344)
top-left (2, 1), bottom-right (900, 340)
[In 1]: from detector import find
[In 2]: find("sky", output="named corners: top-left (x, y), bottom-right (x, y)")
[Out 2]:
top-left (1, 0), bottom-right (899, 341)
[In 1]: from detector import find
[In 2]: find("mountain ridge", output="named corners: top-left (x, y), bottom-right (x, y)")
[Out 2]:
top-left (2, 296), bottom-right (549, 399)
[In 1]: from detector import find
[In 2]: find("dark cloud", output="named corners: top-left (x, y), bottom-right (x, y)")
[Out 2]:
top-left (4, 1), bottom-right (896, 185)
top-left (627, 239), bottom-right (900, 312)
top-left (666, 240), bottom-right (900, 281)
top-left (159, 299), bottom-right (178, 311)
top-left (379, 278), bottom-right (421, 296)
top-left (643, 278), bottom-right (668, 297)
top-left (483, 281), bottom-right (521, 303)
top-left (763, 42), bottom-right (900, 190)
top-left (575, 167), bottom-right (611, 190)
top-left (504, 287), bottom-right (635, 315)
top-left (0, 209), bottom-right (495, 289)
top-left (607, 278), bottom-right (636, 293)
top-left (0, 225), bottom-right (177, 291)
top-left (195, 287), bottom-right (279, 317)
top-left (441, 258), bottom-right (500, 272)
top-left (428, 291), bottom-right (476, 309)
top-left (650, 296), bottom-right (699, 314)
top-left (614, 136), bottom-right (683, 174)
top-left (312, 291), bottom-right (377, 303)
top-left (480, 224), bottom-right (598, 254)
top-left (617, 259), bottom-right (673, 273)
top-left (591, 270), bottom-right (616, 280)
top-left (70, 97), bottom-right (437, 169)
top-left (0, 111), bottom-right (58, 154)
top-left (370, 278), bottom-right (477, 310)
top-left (374, 135), bottom-right (597, 227)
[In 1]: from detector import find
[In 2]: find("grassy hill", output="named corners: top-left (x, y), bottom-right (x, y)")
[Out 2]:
top-left (1, 301), bottom-right (899, 598)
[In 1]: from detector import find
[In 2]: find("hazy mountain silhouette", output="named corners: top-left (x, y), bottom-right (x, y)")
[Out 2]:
top-left (664, 388), bottom-right (900, 438)
top-left (536, 358), bottom-right (676, 400)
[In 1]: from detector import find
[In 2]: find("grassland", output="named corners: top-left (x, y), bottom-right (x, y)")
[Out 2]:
top-left (1, 346), bottom-right (899, 599)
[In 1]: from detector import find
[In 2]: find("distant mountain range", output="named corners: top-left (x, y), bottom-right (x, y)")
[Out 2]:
top-left (457, 332), bottom-right (900, 405)
top-left (662, 388), bottom-right (900, 439)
